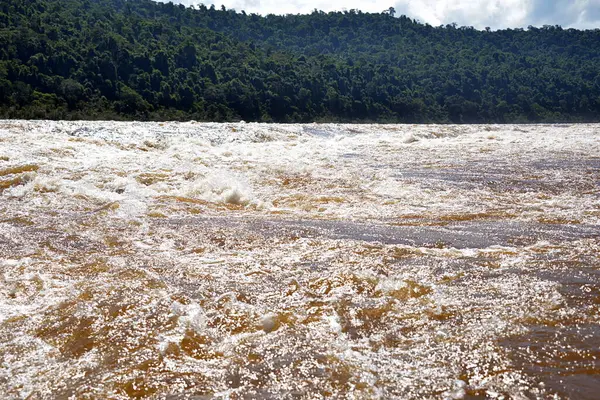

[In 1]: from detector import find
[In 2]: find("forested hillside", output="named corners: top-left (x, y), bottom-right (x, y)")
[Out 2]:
top-left (1, 0), bottom-right (600, 122)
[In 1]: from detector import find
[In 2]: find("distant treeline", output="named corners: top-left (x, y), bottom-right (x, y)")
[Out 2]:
top-left (1, 0), bottom-right (600, 122)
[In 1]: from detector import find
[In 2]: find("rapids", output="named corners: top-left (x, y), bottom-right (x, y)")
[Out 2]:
top-left (0, 121), bottom-right (599, 399)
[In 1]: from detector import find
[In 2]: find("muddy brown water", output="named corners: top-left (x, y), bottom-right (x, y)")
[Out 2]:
top-left (1, 122), bottom-right (599, 399)
top-left (1, 210), bottom-right (598, 399)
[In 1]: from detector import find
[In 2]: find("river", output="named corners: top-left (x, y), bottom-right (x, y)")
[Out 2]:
top-left (0, 121), bottom-right (599, 399)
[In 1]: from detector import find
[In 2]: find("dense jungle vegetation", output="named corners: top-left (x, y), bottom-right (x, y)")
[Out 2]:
top-left (1, 0), bottom-right (600, 122)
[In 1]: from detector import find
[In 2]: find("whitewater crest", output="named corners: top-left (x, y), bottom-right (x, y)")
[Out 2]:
top-left (0, 121), bottom-right (599, 399)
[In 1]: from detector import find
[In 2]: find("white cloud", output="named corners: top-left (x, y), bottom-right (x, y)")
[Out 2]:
top-left (167, 0), bottom-right (600, 29)
top-left (392, 0), bottom-right (530, 29)
top-left (174, 0), bottom-right (390, 15)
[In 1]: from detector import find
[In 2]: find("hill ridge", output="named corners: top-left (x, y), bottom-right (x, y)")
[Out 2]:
top-left (1, 0), bottom-right (599, 122)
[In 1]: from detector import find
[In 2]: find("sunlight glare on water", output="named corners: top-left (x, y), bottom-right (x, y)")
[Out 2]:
top-left (0, 121), bottom-right (599, 399)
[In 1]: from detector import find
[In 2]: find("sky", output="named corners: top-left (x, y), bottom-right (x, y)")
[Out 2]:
top-left (168, 0), bottom-right (600, 30)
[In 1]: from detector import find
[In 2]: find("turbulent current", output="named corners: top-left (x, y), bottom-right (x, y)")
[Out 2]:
top-left (0, 121), bottom-right (599, 399)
